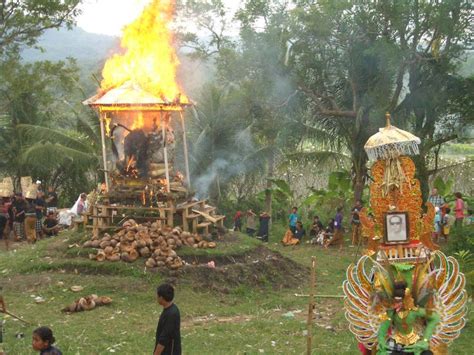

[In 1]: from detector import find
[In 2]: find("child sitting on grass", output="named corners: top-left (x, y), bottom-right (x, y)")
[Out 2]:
top-left (32, 326), bottom-right (62, 355)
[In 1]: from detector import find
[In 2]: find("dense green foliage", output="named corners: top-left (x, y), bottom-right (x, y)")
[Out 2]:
top-left (0, 0), bottom-right (101, 203)
top-left (179, 0), bottom-right (474, 220)
top-left (0, 0), bottom-right (472, 211)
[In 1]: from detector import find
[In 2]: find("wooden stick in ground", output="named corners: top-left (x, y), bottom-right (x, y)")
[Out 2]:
top-left (1, 309), bottom-right (31, 325)
top-left (306, 256), bottom-right (316, 355)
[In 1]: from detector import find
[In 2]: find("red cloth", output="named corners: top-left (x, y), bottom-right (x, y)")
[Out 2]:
top-left (455, 198), bottom-right (465, 219)
top-left (358, 343), bottom-right (370, 354)
top-left (234, 211), bottom-right (242, 221)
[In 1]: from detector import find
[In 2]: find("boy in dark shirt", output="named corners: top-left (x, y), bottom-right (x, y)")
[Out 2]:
top-left (257, 212), bottom-right (271, 242)
top-left (46, 187), bottom-right (58, 214)
top-left (309, 215), bottom-right (324, 237)
top-left (154, 283), bottom-right (181, 355)
top-left (294, 221), bottom-right (306, 241)
top-left (43, 212), bottom-right (60, 237)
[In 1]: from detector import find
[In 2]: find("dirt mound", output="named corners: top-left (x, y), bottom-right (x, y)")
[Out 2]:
top-left (162, 246), bottom-right (308, 292)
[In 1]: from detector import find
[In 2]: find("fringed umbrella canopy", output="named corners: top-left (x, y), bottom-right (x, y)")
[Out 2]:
top-left (364, 113), bottom-right (421, 161)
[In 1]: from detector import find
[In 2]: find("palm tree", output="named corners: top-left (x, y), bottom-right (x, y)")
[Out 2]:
top-left (0, 56), bottom-right (100, 200)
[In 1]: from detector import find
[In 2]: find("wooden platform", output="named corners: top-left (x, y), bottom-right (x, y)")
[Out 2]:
top-left (86, 199), bottom-right (225, 238)
top-left (176, 200), bottom-right (225, 234)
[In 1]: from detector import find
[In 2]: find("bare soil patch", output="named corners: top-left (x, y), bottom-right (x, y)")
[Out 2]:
top-left (162, 246), bottom-right (309, 292)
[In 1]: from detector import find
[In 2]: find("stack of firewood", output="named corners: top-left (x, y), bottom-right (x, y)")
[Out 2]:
top-left (83, 219), bottom-right (216, 269)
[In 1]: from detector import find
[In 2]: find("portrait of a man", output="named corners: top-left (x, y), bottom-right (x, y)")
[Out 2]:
top-left (384, 212), bottom-right (409, 243)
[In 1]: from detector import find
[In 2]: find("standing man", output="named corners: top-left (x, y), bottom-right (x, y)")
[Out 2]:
top-left (288, 207), bottom-right (299, 235)
top-left (427, 188), bottom-right (445, 209)
top-left (12, 193), bottom-right (26, 241)
top-left (46, 186), bottom-right (58, 215)
top-left (246, 210), bottom-right (257, 237)
top-left (34, 192), bottom-right (46, 240)
top-left (351, 200), bottom-right (362, 246)
top-left (154, 284), bottom-right (181, 355)
top-left (257, 212), bottom-right (271, 242)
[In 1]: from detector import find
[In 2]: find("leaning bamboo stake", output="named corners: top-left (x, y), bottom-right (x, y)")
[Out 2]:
top-left (1, 309), bottom-right (31, 325)
top-left (306, 257), bottom-right (316, 355)
top-left (295, 294), bottom-right (344, 298)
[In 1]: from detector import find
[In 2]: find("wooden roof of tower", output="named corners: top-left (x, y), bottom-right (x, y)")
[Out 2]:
top-left (83, 81), bottom-right (191, 112)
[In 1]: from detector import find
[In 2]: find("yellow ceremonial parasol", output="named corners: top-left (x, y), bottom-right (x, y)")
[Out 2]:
top-left (364, 113), bottom-right (421, 161)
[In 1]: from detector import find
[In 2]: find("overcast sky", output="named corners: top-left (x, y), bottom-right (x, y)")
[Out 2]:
top-left (77, 0), bottom-right (240, 36)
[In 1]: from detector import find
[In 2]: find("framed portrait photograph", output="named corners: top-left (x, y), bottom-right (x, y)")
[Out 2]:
top-left (384, 212), bottom-right (409, 244)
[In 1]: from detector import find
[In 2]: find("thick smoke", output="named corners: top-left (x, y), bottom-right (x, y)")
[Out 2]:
top-left (192, 127), bottom-right (257, 199)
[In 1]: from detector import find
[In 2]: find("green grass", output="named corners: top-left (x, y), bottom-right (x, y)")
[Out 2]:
top-left (0, 231), bottom-right (472, 354)
top-left (178, 233), bottom-right (261, 257)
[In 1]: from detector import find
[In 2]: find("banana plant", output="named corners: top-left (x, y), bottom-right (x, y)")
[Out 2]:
top-left (433, 176), bottom-right (454, 202)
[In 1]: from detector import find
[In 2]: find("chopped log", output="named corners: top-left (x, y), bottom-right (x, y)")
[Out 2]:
top-left (192, 210), bottom-right (219, 224)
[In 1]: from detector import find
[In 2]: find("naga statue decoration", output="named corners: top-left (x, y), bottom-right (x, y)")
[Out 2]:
top-left (343, 113), bottom-right (467, 355)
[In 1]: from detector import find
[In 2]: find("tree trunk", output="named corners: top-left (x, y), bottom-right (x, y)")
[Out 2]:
top-left (352, 132), bottom-right (368, 202)
top-left (351, 110), bottom-right (370, 203)
top-left (352, 157), bottom-right (367, 203)
top-left (264, 149), bottom-right (275, 227)
top-left (413, 152), bottom-right (430, 203)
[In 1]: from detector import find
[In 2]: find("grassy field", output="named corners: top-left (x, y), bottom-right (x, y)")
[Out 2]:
top-left (0, 230), bottom-right (472, 354)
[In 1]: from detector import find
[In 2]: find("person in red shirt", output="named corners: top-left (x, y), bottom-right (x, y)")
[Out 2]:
top-left (454, 192), bottom-right (465, 228)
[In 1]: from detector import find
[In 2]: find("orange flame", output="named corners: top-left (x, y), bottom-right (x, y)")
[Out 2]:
top-left (131, 112), bottom-right (145, 130)
top-left (104, 115), bottom-right (111, 137)
top-left (101, 0), bottom-right (188, 103)
top-left (126, 156), bottom-right (138, 178)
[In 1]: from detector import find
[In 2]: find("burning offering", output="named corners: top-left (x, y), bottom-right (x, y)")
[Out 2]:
top-left (83, 0), bottom-right (224, 237)
top-left (85, 0), bottom-right (190, 200)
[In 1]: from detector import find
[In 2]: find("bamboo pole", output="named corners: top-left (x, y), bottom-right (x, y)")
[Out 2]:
top-left (99, 111), bottom-right (110, 191)
top-left (161, 113), bottom-right (171, 193)
top-left (295, 294), bottom-right (344, 298)
top-left (306, 257), bottom-right (316, 355)
top-left (179, 111), bottom-right (191, 188)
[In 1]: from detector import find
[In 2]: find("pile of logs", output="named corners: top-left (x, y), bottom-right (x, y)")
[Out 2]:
top-left (83, 219), bottom-right (216, 269)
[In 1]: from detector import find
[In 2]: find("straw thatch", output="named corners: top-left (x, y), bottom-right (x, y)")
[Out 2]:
top-left (83, 81), bottom-right (190, 110)
top-left (0, 177), bottom-right (14, 197)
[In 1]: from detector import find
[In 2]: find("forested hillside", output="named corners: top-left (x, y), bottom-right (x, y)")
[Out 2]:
top-left (22, 26), bottom-right (117, 64)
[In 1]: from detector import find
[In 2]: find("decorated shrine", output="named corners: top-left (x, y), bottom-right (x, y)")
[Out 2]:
top-left (343, 114), bottom-right (467, 354)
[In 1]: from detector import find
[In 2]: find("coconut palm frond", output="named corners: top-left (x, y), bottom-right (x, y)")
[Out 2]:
top-left (17, 124), bottom-right (95, 153)
top-left (286, 150), bottom-right (351, 166)
top-left (297, 119), bottom-right (347, 151)
top-left (76, 115), bottom-right (100, 144)
top-left (21, 142), bottom-right (98, 169)
top-left (242, 145), bottom-right (277, 168)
